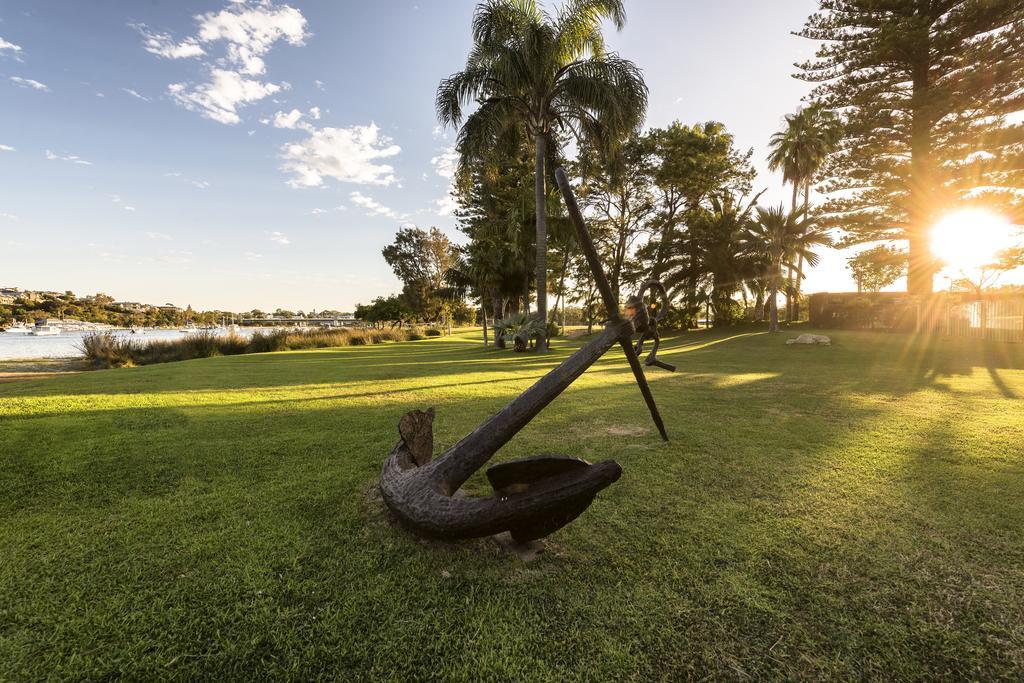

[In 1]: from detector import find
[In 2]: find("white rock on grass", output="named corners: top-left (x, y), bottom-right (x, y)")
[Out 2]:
top-left (786, 333), bottom-right (831, 346)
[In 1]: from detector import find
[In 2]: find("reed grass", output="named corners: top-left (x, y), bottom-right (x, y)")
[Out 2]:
top-left (78, 327), bottom-right (416, 369)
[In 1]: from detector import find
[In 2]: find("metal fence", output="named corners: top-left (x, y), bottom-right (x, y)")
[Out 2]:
top-left (946, 298), bottom-right (1024, 343)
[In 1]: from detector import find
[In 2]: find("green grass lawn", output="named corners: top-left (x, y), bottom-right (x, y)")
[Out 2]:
top-left (2, 328), bottom-right (1023, 680)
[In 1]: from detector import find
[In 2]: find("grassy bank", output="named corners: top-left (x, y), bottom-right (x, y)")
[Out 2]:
top-left (2, 329), bottom-right (1023, 679)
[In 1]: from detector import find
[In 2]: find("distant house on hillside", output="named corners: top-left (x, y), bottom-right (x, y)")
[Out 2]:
top-left (158, 303), bottom-right (181, 313)
top-left (1, 287), bottom-right (37, 302)
top-left (114, 301), bottom-right (151, 312)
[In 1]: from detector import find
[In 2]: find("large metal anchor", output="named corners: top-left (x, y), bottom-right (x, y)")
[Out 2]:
top-left (379, 168), bottom-right (668, 543)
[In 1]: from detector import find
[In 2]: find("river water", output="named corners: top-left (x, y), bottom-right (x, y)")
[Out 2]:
top-left (0, 328), bottom-right (263, 361)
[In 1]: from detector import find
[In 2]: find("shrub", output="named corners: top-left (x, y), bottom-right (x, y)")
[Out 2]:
top-left (424, 328), bottom-right (443, 337)
top-left (494, 314), bottom-right (546, 351)
top-left (77, 332), bottom-right (136, 368)
top-left (78, 325), bottom-right (415, 370)
top-left (406, 327), bottom-right (424, 341)
top-left (182, 331), bottom-right (221, 359)
top-left (546, 321), bottom-right (561, 340)
top-left (247, 330), bottom-right (289, 353)
top-left (219, 332), bottom-right (249, 355)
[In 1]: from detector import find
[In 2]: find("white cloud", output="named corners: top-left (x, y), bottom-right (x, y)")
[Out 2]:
top-left (45, 150), bottom-right (92, 165)
top-left (0, 37), bottom-right (23, 55)
top-left (132, 23), bottom-right (205, 59)
top-left (434, 194), bottom-right (458, 217)
top-left (430, 145), bottom-right (460, 216)
top-left (10, 76), bottom-right (49, 92)
top-left (157, 249), bottom-right (193, 264)
top-left (145, 231), bottom-right (172, 240)
top-left (165, 172), bottom-right (210, 189)
top-left (194, 1), bottom-right (307, 76)
top-left (281, 123), bottom-right (401, 188)
top-left (110, 194), bottom-right (138, 212)
top-left (431, 145), bottom-right (458, 180)
top-left (309, 106), bottom-right (321, 119)
top-left (0, 212), bottom-right (19, 221)
top-left (350, 191), bottom-right (401, 219)
top-left (244, 251), bottom-right (263, 261)
top-left (269, 231), bottom-right (290, 245)
top-left (169, 68), bottom-right (282, 125)
top-left (0, 144), bottom-right (14, 152)
top-left (138, 1), bottom-right (308, 125)
top-left (121, 87), bottom-right (151, 102)
top-left (314, 79), bottom-right (325, 91)
top-left (431, 124), bottom-right (449, 141)
top-left (270, 108), bottom-right (303, 128)
top-left (309, 208), bottom-right (326, 215)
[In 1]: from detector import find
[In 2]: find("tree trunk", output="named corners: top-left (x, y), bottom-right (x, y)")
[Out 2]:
top-left (554, 248), bottom-right (569, 330)
top-left (482, 300), bottom-right (488, 347)
top-left (785, 182), bottom-right (799, 321)
top-left (523, 268), bottom-right (531, 316)
top-left (493, 296), bottom-right (503, 323)
top-left (907, 58), bottom-right (934, 296)
top-left (793, 182), bottom-right (811, 322)
top-left (769, 261), bottom-right (780, 333)
top-left (754, 288), bottom-right (765, 322)
top-left (534, 133), bottom-right (548, 350)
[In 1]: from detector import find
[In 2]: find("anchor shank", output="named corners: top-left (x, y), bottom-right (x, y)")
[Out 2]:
top-left (555, 167), bottom-right (621, 321)
top-left (427, 320), bottom-right (630, 493)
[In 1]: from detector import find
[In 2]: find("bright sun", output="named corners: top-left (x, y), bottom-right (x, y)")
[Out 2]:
top-left (930, 209), bottom-right (1018, 272)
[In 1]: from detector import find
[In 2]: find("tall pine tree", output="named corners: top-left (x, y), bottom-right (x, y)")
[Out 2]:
top-left (797, 1), bottom-right (1024, 294)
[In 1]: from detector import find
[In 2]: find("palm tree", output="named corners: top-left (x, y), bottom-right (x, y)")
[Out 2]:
top-left (436, 0), bottom-right (648, 349)
top-left (744, 205), bottom-right (832, 333)
top-left (767, 103), bottom-right (839, 319)
top-left (694, 189), bottom-right (764, 326)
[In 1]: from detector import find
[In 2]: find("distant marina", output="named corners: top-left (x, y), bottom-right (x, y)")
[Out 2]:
top-left (0, 326), bottom-right (263, 361)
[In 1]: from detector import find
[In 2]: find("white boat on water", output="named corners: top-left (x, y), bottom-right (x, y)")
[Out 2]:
top-left (30, 324), bottom-right (61, 336)
top-left (2, 322), bottom-right (32, 334)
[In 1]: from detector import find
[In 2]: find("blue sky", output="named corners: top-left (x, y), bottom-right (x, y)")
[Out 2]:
top-left (0, 0), bottom-right (839, 312)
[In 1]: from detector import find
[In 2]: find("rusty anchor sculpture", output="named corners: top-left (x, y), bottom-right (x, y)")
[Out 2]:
top-left (624, 279), bottom-right (677, 373)
top-left (379, 167), bottom-right (668, 543)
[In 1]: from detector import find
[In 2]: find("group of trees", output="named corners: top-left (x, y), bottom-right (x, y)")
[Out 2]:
top-left (372, 0), bottom-right (1022, 345)
top-left (436, 0), bottom-right (847, 336)
top-left (0, 294), bottom-right (358, 328)
top-left (368, 225), bottom-right (474, 330)
top-left (798, 0), bottom-right (1024, 295)
top-left (0, 292), bottom-right (236, 328)
top-left (428, 0), bottom-right (839, 343)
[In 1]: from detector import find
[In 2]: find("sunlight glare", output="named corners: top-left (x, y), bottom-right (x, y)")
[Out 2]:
top-left (930, 209), bottom-right (1017, 271)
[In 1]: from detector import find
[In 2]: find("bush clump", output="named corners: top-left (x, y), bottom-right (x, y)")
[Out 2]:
top-left (424, 328), bottom-right (443, 337)
top-left (77, 332), bottom-right (137, 368)
top-left (79, 326), bottom-right (416, 369)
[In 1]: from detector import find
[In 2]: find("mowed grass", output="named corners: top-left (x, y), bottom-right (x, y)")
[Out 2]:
top-left (1, 328), bottom-right (1023, 680)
